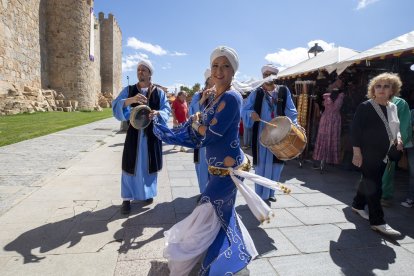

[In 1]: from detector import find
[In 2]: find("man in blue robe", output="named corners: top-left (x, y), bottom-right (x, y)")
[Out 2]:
top-left (188, 69), bottom-right (214, 193)
top-left (112, 60), bottom-right (171, 214)
top-left (241, 64), bottom-right (298, 204)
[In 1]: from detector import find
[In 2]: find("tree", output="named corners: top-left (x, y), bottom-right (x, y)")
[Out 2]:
top-left (179, 85), bottom-right (191, 93)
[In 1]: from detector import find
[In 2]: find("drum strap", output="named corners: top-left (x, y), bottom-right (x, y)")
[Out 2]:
top-left (122, 85), bottom-right (163, 175)
top-left (252, 87), bottom-right (285, 165)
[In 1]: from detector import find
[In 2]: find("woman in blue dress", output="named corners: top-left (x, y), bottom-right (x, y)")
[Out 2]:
top-left (188, 69), bottom-right (215, 193)
top-left (159, 46), bottom-right (259, 276)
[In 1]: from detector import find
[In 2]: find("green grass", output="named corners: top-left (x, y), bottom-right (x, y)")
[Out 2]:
top-left (0, 108), bottom-right (113, 147)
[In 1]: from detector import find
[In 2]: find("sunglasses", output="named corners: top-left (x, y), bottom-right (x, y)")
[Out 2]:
top-left (374, 84), bottom-right (391, 89)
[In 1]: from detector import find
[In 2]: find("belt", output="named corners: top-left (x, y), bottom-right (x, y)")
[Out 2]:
top-left (208, 158), bottom-right (251, 176)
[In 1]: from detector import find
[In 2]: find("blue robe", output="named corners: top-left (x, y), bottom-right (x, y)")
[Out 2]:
top-left (112, 86), bottom-right (171, 200)
top-left (241, 86), bottom-right (297, 200)
top-left (189, 91), bottom-right (209, 193)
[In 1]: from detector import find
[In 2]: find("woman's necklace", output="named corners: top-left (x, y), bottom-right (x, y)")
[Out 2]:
top-left (202, 85), bottom-right (231, 114)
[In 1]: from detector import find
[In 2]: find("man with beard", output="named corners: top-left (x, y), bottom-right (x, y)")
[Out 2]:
top-left (112, 60), bottom-right (171, 214)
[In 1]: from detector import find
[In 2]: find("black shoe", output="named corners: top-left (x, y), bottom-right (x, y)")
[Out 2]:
top-left (120, 201), bottom-right (131, 215)
top-left (145, 198), bottom-right (154, 204)
top-left (268, 196), bottom-right (277, 202)
top-left (264, 199), bottom-right (271, 207)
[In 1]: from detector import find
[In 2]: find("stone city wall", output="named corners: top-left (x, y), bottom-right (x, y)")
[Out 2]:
top-left (0, 0), bottom-right (121, 115)
top-left (0, 0), bottom-right (43, 96)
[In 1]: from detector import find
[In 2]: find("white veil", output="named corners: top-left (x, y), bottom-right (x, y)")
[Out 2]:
top-left (231, 75), bottom-right (278, 94)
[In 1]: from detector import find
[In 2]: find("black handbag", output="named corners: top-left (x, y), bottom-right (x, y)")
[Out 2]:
top-left (387, 143), bottom-right (403, 162)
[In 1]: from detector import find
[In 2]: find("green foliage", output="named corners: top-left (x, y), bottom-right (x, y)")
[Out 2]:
top-left (0, 108), bottom-right (113, 147)
top-left (179, 83), bottom-right (201, 97)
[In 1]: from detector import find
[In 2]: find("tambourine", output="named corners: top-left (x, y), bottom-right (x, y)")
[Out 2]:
top-left (130, 105), bottom-right (152, 129)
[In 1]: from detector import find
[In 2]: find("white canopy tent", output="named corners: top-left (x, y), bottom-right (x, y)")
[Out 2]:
top-left (330, 30), bottom-right (414, 75)
top-left (277, 47), bottom-right (359, 79)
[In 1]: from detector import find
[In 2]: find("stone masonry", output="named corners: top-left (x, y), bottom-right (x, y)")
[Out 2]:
top-left (100, 12), bottom-right (123, 99)
top-left (0, 0), bottom-right (122, 115)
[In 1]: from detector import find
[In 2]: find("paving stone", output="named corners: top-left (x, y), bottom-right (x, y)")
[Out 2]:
top-left (118, 225), bottom-right (173, 261)
top-left (246, 257), bottom-right (278, 276)
top-left (250, 227), bottom-right (300, 257)
top-left (279, 224), bottom-right (361, 253)
top-left (269, 251), bottom-right (360, 276)
top-left (286, 206), bottom-right (348, 225)
top-left (1, 251), bottom-right (118, 276)
top-left (337, 243), bottom-right (414, 276)
top-left (292, 192), bottom-right (345, 206)
top-left (237, 208), bottom-right (304, 229)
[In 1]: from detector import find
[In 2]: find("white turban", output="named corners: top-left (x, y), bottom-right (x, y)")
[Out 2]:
top-left (137, 60), bottom-right (154, 75)
top-left (204, 68), bottom-right (211, 80)
top-left (261, 64), bottom-right (279, 75)
top-left (210, 46), bottom-right (239, 72)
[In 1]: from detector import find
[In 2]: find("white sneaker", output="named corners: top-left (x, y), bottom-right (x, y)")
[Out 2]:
top-left (352, 207), bottom-right (369, 220)
top-left (401, 199), bottom-right (414, 208)
top-left (371, 224), bottom-right (401, 236)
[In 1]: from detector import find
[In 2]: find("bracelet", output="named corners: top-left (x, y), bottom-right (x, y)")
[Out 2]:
top-left (192, 121), bottom-right (201, 132)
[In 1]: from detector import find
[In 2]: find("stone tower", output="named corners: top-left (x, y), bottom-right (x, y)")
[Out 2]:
top-left (99, 12), bottom-right (123, 97)
top-left (0, 0), bottom-right (122, 114)
top-left (45, 0), bottom-right (100, 110)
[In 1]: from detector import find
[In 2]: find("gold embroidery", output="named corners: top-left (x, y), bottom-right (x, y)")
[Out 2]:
top-left (208, 158), bottom-right (251, 176)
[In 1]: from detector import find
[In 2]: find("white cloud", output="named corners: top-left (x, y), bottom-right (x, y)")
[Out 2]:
top-left (356, 0), bottom-right (380, 10)
top-left (265, 40), bottom-right (335, 70)
top-left (126, 37), bottom-right (167, 55)
top-left (165, 83), bottom-right (190, 94)
top-left (122, 52), bottom-right (150, 72)
top-left (235, 72), bottom-right (258, 82)
top-left (161, 63), bottom-right (172, 70)
top-left (170, 51), bottom-right (187, 56)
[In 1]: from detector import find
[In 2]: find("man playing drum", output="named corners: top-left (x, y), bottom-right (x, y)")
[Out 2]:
top-left (241, 64), bottom-right (298, 204)
top-left (112, 60), bottom-right (171, 214)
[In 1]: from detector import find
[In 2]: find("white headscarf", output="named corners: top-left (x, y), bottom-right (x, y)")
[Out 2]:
top-left (208, 46), bottom-right (279, 94)
top-left (210, 46), bottom-right (239, 72)
top-left (261, 64), bottom-right (279, 75)
top-left (204, 68), bottom-right (211, 80)
top-left (137, 60), bottom-right (154, 76)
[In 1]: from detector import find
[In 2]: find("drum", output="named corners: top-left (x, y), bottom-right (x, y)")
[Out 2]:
top-left (260, 116), bottom-right (307, 160)
top-left (130, 105), bottom-right (152, 129)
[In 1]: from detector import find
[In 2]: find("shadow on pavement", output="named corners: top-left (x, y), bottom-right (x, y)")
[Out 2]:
top-left (3, 197), bottom-right (195, 265)
top-left (4, 205), bottom-right (128, 263)
top-left (235, 205), bottom-right (277, 256)
top-left (329, 206), bottom-right (397, 275)
top-left (108, 142), bottom-right (124, 147)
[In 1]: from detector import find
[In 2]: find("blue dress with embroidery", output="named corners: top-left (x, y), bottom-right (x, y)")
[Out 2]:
top-left (199, 90), bottom-right (250, 275)
top-left (156, 90), bottom-right (256, 275)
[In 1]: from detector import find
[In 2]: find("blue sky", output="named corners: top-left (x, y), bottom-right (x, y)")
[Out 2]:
top-left (94, 0), bottom-right (413, 93)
